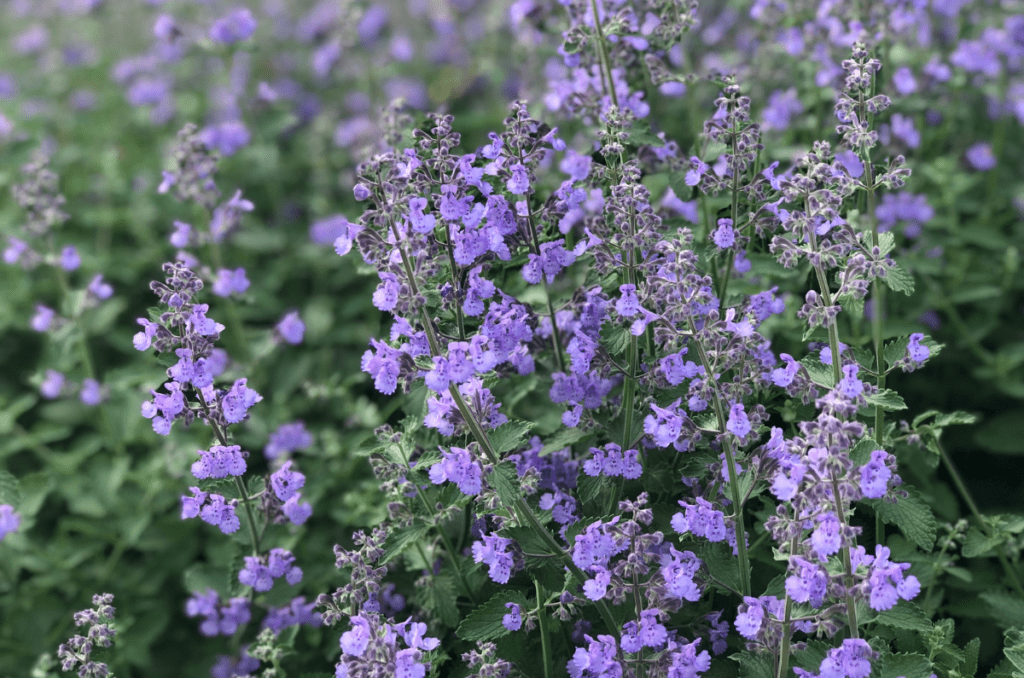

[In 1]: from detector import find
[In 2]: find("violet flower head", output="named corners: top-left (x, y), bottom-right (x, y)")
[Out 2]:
top-left (276, 311), bottom-right (305, 345)
top-left (0, 504), bottom-right (20, 542)
top-left (966, 142), bottom-right (997, 171)
top-left (711, 218), bottom-right (736, 249)
top-left (40, 369), bottom-right (65, 399)
top-left (264, 421), bottom-right (313, 459)
top-left (60, 245), bottom-right (81, 271)
top-left (210, 8), bottom-right (257, 44)
top-left (213, 267), bottom-right (250, 296)
top-left (502, 603), bottom-right (522, 631)
top-left (31, 305), bottom-right (55, 332)
top-left (80, 378), bottom-right (104, 406)
top-left (87, 274), bottom-right (113, 300)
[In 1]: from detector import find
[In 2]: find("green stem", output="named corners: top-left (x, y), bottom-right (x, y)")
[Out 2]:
top-left (587, 0), bottom-right (620, 110)
top-left (938, 440), bottom-right (1024, 598)
top-left (812, 263), bottom-right (843, 386)
top-left (691, 340), bottom-right (751, 597)
top-left (864, 147), bottom-right (886, 445)
top-left (776, 592), bottom-right (794, 678)
top-left (535, 578), bottom-right (552, 678)
top-left (831, 477), bottom-right (859, 638)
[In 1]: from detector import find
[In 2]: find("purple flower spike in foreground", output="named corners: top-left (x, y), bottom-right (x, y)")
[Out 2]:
top-left (60, 245), bottom-right (80, 271)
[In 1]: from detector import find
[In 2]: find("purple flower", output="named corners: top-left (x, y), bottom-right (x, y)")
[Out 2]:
top-left (892, 67), bottom-right (917, 95)
top-left (276, 311), bottom-right (305, 345)
top-left (506, 163), bottom-right (530, 194)
top-left (429, 446), bottom-right (483, 495)
top-left (361, 339), bottom-right (403, 395)
top-left (310, 214), bottom-right (352, 247)
top-left (615, 284), bottom-right (641, 317)
top-left (838, 364), bottom-right (863, 399)
top-left (213, 268), bottom-right (250, 297)
top-left (644, 401), bottom-right (684, 448)
top-left (502, 603), bottom-right (522, 631)
top-left (270, 460), bottom-right (306, 502)
top-left (860, 450), bottom-right (894, 499)
top-left (711, 218), bottom-right (736, 249)
top-left (181, 487), bottom-right (207, 520)
top-left (60, 245), bottom-right (81, 271)
top-left (41, 370), bottom-right (65, 399)
top-left (672, 497), bottom-right (727, 543)
top-left (726, 403), bottom-right (750, 437)
top-left (340, 616), bottom-right (371, 656)
top-left (31, 305), bottom-right (55, 332)
top-left (472, 533), bottom-right (515, 583)
top-left (210, 8), bottom-right (257, 44)
top-left (80, 378), bottom-right (104, 406)
top-left (583, 567), bottom-right (612, 601)
top-left (817, 638), bottom-right (875, 678)
top-left (0, 504), bottom-right (20, 542)
top-left (734, 597), bottom-right (765, 639)
top-left (170, 221), bottom-right (192, 248)
top-left (199, 121), bottom-right (250, 157)
top-left (200, 494), bottom-right (240, 534)
top-left (264, 421), bottom-right (313, 459)
top-left (770, 353), bottom-right (800, 387)
top-left (786, 557), bottom-right (828, 607)
top-left (810, 514), bottom-right (842, 560)
top-left (890, 113), bottom-right (920, 149)
top-left (762, 88), bottom-right (803, 131)
top-left (966, 142), bottom-right (997, 171)
top-left (283, 495), bottom-right (312, 525)
top-left (239, 557), bottom-right (273, 592)
top-left (87, 274), bottom-right (113, 300)
top-left (221, 378), bottom-right (262, 424)
top-left (907, 333), bottom-right (930, 364)
top-left (192, 445), bottom-right (247, 480)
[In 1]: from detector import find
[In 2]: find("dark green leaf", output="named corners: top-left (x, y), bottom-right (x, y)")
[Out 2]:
top-left (1003, 628), bottom-right (1024, 676)
top-left (872, 487), bottom-right (936, 550)
top-left (489, 462), bottom-right (521, 508)
top-left (700, 541), bottom-right (743, 595)
top-left (423, 573), bottom-right (461, 628)
top-left (577, 473), bottom-right (611, 506)
top-left (974, 410), bottom-right (1024, 455)
top-left (0, 469), bottom-right (20, 507)
top-left (878, 652), bottom-right (932, 678)
top-left (456, 590), bottom-right (530, 642)
top-left (489, 421), bottom-right (534, 455)
top-left (799, 355), bottom-right (835, 389)
top-left (874, 602), bottom-right (933, 634)
top-left (963, 527), bottom-right (1002, 558)
top-left (961, 637), bottom-right (981, 678)
top-left (540, 427), bottom-right (592, 456)
top-left (980, 592), bottom-right (1024, 629)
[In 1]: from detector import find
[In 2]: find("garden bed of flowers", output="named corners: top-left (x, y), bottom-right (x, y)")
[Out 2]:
top-left (1, 1), bottom-right (1023, 677)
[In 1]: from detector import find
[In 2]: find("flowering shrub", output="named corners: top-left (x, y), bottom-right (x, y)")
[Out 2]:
top-left (1, 1), bottom-right (1023, 678)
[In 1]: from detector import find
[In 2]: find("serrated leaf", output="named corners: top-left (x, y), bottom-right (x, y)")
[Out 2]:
top-left (885, 263), bottom-right (915, 295)
top-left (874, 602), bottom-right (933, 634)
top-left (1004, 629), bottom-right (1024, 676)
top-left (872, 487), bottom-right (936, 550)
top-left (0, 470), bottom-right (21, 507)
top-left (456, 590), bottom-right (530, 642)
top-left (668, 171), bottom-right (692, 201)
top-left (381, 521), bottom-right (431, 565)
top-left (423, 573), bottom-right (461, 628)
top-left (865, 389), bottom-right (907, 411)
top-left (489, 462), bottom-right (521, 508)
top-left (577, 472), bottom-right (611, 505)
top-left (489, 421), bottom-right (534, 455)
top-left (734, 650), bottom-right (775, 678)
top-left (878, 652), bottom-right (932, 678)
top-left (850, 439), bottom-right (878, 465)
top-left (700, 541), bottom-right (743, 595)
top-left (878, 232), bottom-right (896, 257)
top-left (981, 592), bottom-right (1024, 629)
top-left (792, 640), bottom-right (831, 673)
top-left (963, 526), bottom-right (1003, 558)
top-left (502, 526), bottom-right (551, 557)
top-left (961, 637), bottom-right (981, 678)
top-left (600, 323), bottom-right (631, 356)
top-left (799, 355), bottom-right (835, 388)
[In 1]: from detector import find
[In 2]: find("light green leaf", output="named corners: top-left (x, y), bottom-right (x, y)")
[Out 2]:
top-left (0, 470), bottom-right (20, 508)
top-left (380, 521), bottom-right (431, 565)
top-left (981, 593), bottom-right (1024, 630)
top-left (489, 462), bottom-right (521, 509)
top-left (865, 389), bottom-right (908, 411)
top-left (963, 527), bottom-right (1002, 558)
top-left (885, 263), bottom-right (916, 295)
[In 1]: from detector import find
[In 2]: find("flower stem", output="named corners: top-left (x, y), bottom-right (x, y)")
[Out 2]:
top-left (830, 477), bottom-right (859, 638)
top-left (938, 439), bottom-right (1024, 598)
top-left (691, 339), bottom-right (751, 597)
top-left (587, 0), bottom-right (620, 110)
top-left (535, 578), bottom-right (552, 678)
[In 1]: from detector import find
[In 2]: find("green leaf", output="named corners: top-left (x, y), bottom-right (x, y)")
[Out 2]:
top-left (456, 590), bottom-right (530, 642)
top-left (872, 487), bottom-right (936, 550)
top-left (865, 389), bottom-right (908, 411)
top-left (734, 651), bottom-right (775, 678)
top-left (963, 527), bottom-right (1002, 558)
top-left (502, 526), bottom-right (551, 557)
top-left (422, 573), bottom-right (461, 628)
top-left (980, 592), bottom-right (1024, 629)
top-left (792, 640), bottom-right (831, 673)
top-left (626, 119), bottom-right (663, 147)
top-left (885, 263), bottom-right (915, 295)
top-left (540, 427), bottom-right (592, 456)
top-left (489, 421), bottom-right (534, 455)
top-left (489, 462), bottom-right (521, 509)
top-left (961, 637), bottom-right (981, 678)
top-left (974, 410), bottom-right (1024, 455)
top-left (380, 521), bottom-right (431, 565)
top-left (668, 171), bottom-right (692, 201)
top-left (600, 323), bottom-right (631, 356)
top-left (0, 470), bottom-right (20, 507)
top-left (878, 232), bottom-right (896, 257)
top-left (878, 652), bottom-right (932, 678)
top-left (799, 355), bottom-right (835, 389)
top-left (874, 602), bottom-right (933, 634)
top-left (183, 563), bottom-right (232, 598)
top-left (577, 472), bottom-right (611, 506)
top-left (1003, 628), bottom-right (1024, 676)
top-left (700, 541), bottom-right (743, 595)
